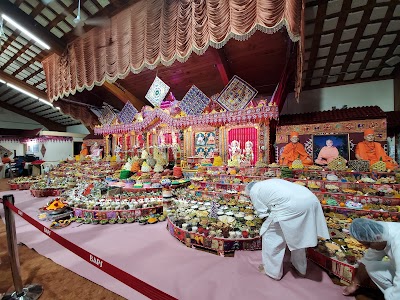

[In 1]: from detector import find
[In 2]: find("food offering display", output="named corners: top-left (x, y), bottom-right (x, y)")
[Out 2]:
top-left (8, 176), bottom-right (41, 190)
top-left (283, 168), bottom-right (400, 282)
top-left (30, 177), bottom-right (69, 197)
top-left (166, 190), bottom-right (263, 256)
top-left (63, 182), bottom-right (165, 225)
top-left (50, 161), bottom-right (117, 179)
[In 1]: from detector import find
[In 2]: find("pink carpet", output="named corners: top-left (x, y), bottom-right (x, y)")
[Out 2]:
top-left (0, 191), bottom-right (352, 300)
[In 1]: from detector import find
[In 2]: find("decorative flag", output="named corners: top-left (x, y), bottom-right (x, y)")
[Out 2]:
top-left (99, 104), bottom-right (117, 125)
top-left (216, 75), bottom-right (258, 111)
top-left (145, 76), bottom-right (170, 107)
top-left (179, 85), bottom-right (210, 116)
top-left (118, 102), bottom-right (138, 124)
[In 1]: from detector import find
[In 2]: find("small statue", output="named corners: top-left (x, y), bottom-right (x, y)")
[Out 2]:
top-left (229, 140), bottom-right (241, 163)
top-left (243, 140), bottom-right (254, 164)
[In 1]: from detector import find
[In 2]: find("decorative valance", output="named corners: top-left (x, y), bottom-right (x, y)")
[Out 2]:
top-left (94, 103), bottom-right (278, 135)
top-left (20, 136), bottom-right (73, 144)
top-left (0, 136), bottom-right (73, 143)
top-left (42, 0), bottom-right (302, 102)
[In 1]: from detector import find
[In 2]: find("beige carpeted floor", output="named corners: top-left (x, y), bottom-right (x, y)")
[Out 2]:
top-left (0, 178), bottom-right (124, 299)
top-left (0, 178), bottom-right (383, 300)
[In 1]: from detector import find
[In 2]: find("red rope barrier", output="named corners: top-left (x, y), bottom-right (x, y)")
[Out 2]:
top-left (4, 201), bottom-right (177, 300)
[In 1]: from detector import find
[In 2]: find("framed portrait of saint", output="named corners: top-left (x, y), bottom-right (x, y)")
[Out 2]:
top-left (312, 134), bottom-right (350, 165)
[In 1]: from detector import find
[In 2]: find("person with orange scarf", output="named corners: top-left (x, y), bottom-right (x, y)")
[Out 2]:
top-left (355, 129), bottom-right (398, 171)
top-left (80, 143), bottom-right (88, 157)
top-left (280, 131), bottom-right (313, 167)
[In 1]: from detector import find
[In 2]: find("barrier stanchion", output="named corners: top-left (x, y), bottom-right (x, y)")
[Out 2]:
top-left (2, 195), bottom-right (177, 300)
top-left (2, 194), bottom-right (43, 300)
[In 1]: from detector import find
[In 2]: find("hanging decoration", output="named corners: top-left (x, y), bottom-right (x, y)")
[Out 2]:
top-left (179, 85), bottom-right (210, 116)
top-left (99, 104), bottom-right (117, 125)
top-left (145, 76), bottom-right (170, 107)
top-left (217, 75), bottom-right (258, 111)
top-left (118, 102), bottom-right (138, 124)
top-left (41, 144), bottom-right (47, 158)
top-left (42, 0), bottom-right (302, 103)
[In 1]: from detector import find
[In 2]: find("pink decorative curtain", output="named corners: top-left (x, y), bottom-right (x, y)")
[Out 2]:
top-left (42, 0), bottom-right (302, 102)
top-left (228, 127), bottom-right (258, 165)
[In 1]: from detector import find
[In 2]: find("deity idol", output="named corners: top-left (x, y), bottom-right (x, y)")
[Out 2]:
top-left (197, 133), bottom-right (206, 146)
top-left (229, 140), bottom-right (241, 162)
top-left (243, 140), bottom-right (254, 163)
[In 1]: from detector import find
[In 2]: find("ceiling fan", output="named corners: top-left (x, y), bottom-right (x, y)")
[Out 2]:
top-left (42, 0), bottom-right (110, 36)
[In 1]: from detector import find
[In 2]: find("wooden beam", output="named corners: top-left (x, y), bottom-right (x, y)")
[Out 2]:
top-left (102, 81), bottom-right (145, 110)
top-left (0, 1), bottom-right (66, 55)
top-left (320, 0), bottom-right (352, 85)
top-left (336, 1), bottom-right (376, 83)
top-left (302, 75), bottom-right (393, 92)
top-left (372, 32), bottom-right (400, 79)
top-left (304, 2), bottom-right (328, 87)
top-left (353, 1), bottom-right (397, 81)
top-left (0, 100), bottom-right (66, 131)
top-left (211, 48), bottom-right (232, 86)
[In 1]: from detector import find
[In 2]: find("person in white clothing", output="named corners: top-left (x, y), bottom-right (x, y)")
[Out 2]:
top-left (343, 218), bottom-right (400, 300)
top-left (245, 179), bottom-right (330, 280)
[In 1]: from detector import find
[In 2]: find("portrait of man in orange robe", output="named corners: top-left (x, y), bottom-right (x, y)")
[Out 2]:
top-left (315, 139), bottom-right (341, 166)
top-left (280, 131), bottom-right (313, 167)
top-left (355, 129), bottom-right (398, 171)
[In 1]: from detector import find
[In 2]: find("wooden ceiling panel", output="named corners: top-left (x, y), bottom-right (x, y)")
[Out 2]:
top-left (1, 0), bottom-right (400, 126)
top-left (303, 0), bottom-right (400, 90)
top-left (118, 30), bottom-right (288, 101)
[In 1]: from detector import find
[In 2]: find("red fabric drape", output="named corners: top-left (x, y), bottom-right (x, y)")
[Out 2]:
top-left (42, 0), bottom-right (302, 102)
top-left (228, 127), bottom-right (258, 165)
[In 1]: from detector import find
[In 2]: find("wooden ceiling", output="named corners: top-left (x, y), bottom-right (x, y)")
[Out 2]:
top-left (0, 0), bottom-right (399, 131)
top-left (303, 0), bottom-right (400, 89)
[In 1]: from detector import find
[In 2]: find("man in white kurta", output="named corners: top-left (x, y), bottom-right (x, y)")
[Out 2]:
top-left (343, 218), bottom-right (400, 300)
top-left (246, 179), bottom-right (329, 280)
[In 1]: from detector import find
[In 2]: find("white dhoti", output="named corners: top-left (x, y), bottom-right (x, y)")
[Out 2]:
top-left (261, 221), bottom-right (307, 280)
top-left (364, 260), bottom-right (395, 293)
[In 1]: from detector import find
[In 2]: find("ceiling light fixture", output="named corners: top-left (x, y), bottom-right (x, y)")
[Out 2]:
top-left (1, 14), bottom-right (51, 50)
top-left (7, 83), bottom-right (38, 99)
top-left (4, 81), bottom-right (54, 107)
top-left (38, 98), bottom-right (53, 106)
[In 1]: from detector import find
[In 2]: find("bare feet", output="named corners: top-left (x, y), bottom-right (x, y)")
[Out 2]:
top-left (343, 283), bottom-right (360, 296)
